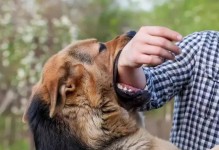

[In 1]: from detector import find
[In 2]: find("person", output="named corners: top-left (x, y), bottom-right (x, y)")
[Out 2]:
top-left (117, 26), bottom-right (219, 150)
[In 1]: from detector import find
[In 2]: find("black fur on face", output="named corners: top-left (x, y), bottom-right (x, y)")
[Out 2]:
top-left (27, 95), bottom-right (88, 150)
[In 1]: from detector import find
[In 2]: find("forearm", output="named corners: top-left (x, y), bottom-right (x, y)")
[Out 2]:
top-left (116, 26), bottom-right (183, 110)
top-left (118, 66), bottom-right (146, 89)
top-left (117, 35), bottom-right (200, 111)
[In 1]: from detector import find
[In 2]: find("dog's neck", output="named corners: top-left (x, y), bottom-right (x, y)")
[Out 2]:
top-left (105, 128), bottom-right (178, 150)
top-left (28, 98), bottom-right (177, 150)
top-left (63, 96), bottom-right (138, 149)
top-left (104, 128), bottom-right (153, 150)
top-left (27, 87), bottom-right (142, 149)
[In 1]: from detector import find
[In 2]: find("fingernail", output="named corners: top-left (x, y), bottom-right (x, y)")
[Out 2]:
top-left (177, 35), bottom-right (183, 40)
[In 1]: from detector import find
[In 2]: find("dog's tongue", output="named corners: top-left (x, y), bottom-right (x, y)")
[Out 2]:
top-left (117, 83), bottom-right (141, 93)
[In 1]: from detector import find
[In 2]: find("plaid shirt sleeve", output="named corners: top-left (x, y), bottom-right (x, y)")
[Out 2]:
top-left (126, 31), bottom-right (219, 150)
top-left (138, 32), bottom-right (203, 110)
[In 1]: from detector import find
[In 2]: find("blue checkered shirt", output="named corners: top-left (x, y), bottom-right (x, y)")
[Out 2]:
top-left (141, 31), bottom-right (219, 150)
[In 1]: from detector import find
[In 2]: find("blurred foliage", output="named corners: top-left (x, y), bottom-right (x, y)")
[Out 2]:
top-left (77, 0), bottom-right (145, 41)
top-left (146, 0), bottom-right (219, 35)
top-left (0, 0), bottom-right (75, 116)
top-left (0, 0), bottom-right (218, 149)
top-left (0, 115), bottom-right (30, 150)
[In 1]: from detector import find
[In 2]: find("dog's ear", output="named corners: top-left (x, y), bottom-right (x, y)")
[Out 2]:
top-left (22, 64), bottom-right (85, 120)
top-left (48, 78), bottom-right (64, 118)
top-left (49, 64), bottom-right (84, 118)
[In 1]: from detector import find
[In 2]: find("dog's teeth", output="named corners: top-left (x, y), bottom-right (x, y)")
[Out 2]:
top-left (124, 87), bottom-right (127, 91)
top-left (117, 84), bottom-right (123, 89)
top-left (128, 89), bottom-right (132, 92)
top-left (117, 84), bottom-right (132, 92)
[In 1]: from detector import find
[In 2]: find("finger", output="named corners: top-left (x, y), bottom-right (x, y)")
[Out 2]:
top-left (136, 54), bottom-right (164, 66)
top-left (140, 45), bottom-right (175, 60)
top-left (140, 26), bottom-right (183, 41)
top-left (144, 35), bottom-right (181, 55)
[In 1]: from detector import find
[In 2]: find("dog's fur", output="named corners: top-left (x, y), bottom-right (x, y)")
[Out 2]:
top-left (23, 33), bottom-right (179, 150)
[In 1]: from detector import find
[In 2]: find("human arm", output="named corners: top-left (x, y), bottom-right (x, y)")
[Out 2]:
top-left (118, 27), bottom-right (202, 110)
top-left (118, 26), bottom-right (182, 89)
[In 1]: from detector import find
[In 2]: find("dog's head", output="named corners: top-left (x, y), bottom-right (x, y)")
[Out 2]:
top-left (23, 31), bottom-right (140, 149)
top-left (24, 31), bottom-right (136, 120)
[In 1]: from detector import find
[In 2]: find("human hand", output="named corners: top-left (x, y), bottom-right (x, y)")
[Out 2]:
top-left (119, 26), bottom-right (182, 68)
top-left (118, 26), bottom-right (183, 89)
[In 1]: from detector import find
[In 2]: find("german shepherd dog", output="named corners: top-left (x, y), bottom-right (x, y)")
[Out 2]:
top-left (23, 31), bottom-right (179, 150)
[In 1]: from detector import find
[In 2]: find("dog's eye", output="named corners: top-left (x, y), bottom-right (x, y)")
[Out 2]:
top-left (99, 43), bottom-right (106, 53)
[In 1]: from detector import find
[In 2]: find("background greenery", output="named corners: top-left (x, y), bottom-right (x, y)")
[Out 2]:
top-left (0, 0), bottom-right (218, 149)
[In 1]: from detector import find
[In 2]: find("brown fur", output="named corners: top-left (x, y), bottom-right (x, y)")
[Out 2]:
top-left (23, 34), bottom-right (179, 150)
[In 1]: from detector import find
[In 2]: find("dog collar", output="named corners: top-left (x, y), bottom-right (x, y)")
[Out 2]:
top-left (112, 50), bottom-right (151, 110)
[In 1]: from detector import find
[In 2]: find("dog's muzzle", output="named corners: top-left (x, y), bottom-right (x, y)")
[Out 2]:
top-left (112, 31), bottom-right (151, 110)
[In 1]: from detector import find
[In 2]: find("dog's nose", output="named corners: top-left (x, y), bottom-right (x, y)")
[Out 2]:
top-left (126, 31), bottom-right (136, 38)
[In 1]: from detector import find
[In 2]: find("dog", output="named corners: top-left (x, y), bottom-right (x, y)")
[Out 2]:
top-left (23, 31), bottom-right (179, 150)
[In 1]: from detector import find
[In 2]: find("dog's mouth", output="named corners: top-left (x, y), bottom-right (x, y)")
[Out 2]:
top-left (112, 34), bottom-right (151, 110)
top-left (117, 83), bottom-right (141, 93)
top-left (116, 31), bottom-right (141, 93)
